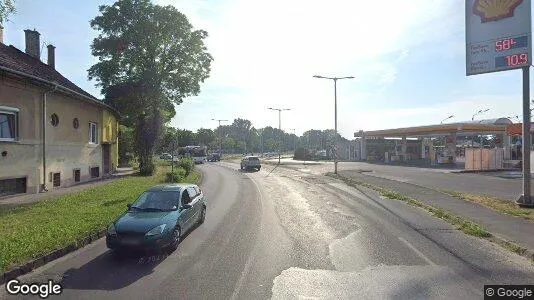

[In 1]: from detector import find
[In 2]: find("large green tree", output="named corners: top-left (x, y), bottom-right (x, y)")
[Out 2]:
top-left (0, 0), bottom-right (15, 25)
top-left (196, 128), bottom-right (215, 146)
top-left (89, 0), bottom-right (212, 175)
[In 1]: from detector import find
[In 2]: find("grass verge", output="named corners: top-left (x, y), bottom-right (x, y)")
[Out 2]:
top-left (326, 173), bottom-right (491, 238)
top-left (0, 166), bottom-right (200, 273)
top-left (442, 191), bottom-right (533, 221)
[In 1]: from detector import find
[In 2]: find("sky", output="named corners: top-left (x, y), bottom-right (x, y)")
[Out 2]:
top-left (3, 0), bottom-right (531, 138)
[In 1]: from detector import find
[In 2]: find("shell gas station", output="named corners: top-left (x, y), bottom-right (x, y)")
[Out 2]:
top-left (353, 118), bottom-right (531, 171)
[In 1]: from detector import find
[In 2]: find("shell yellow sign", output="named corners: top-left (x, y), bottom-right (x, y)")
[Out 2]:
top-left (466, 0), bottom-right (531, 75)
top-left (473, 0), bottom-right (523, 23)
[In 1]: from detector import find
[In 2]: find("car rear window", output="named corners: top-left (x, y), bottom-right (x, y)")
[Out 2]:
top-left (249, 157), bottom-right (259, 161)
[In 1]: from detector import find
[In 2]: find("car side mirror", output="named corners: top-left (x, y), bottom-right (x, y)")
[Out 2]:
top-left (127, 203), bottom-right (132, 209)
top-left (181, 204), bottom-right (192, 210)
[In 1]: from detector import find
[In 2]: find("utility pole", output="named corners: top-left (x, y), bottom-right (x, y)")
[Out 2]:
top-left (289, 128), bottom-right (296, 153)
top-left (268, 107), bottom-right (290, 164)
top-left (212, 118), bottom-right (228, 155)
top-left (313, 75), bottom-right (354, 174)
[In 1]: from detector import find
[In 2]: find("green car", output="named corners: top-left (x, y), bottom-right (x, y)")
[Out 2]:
top-left (106, 183), bottom-right (207, 253)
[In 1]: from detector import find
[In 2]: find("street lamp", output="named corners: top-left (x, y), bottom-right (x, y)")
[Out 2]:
top-left (440, 115), bottom-right (454, 124)
top-left (268, 107), bottom-right (291, 164)
top-left (212, 118), bottom-right (228, 154)
top-left (313, 74), bottom-right (355, 174)
top-left (289, 128), bottom-right (296, 153)
top-left (471, 108), bottom-right (489, 121)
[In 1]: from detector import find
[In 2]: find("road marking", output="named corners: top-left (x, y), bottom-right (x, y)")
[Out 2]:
top-left (398, 237), bottom-right (436, 266)
top-left (230, 175), bottom-right (264, 300)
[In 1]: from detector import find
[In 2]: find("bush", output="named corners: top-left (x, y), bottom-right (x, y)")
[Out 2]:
top-left (166, 168), bottom-right (186, 183)
top-left (139, 159), bottom-right (156, 176)
top-left (177, 157), bottom-right (195, 176)
top-left (294, 147), bottom-right (311, 160)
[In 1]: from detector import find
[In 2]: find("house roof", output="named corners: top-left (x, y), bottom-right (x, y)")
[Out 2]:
top-left (0, 43), bottom-right (119, 116)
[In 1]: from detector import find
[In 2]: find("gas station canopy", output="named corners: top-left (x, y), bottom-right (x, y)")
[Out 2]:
top-left (354, 118), bottom-right (512, 138)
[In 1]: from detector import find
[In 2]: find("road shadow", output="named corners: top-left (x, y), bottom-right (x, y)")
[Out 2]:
top-left (60, 250), bottom-right (165, 291)
top-left (60, 227), bottom-right (198, 291)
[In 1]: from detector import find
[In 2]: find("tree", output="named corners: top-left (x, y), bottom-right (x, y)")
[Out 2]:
top-left (89, 0), bottom-right (212, 175)
top-left (118, 125), bottom-right (135, 166)
top-left (222, 136), bottom-right (235, 151)
top-left (196, 128), bottom-right (214, 146)
top-left (176, 129), bottom-right (196, 146)
top-left (0, 0), bottom-right (15, 25)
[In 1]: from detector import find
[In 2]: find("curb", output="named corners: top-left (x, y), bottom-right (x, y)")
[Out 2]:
top-left (0, 229), bottom-right (107, 285)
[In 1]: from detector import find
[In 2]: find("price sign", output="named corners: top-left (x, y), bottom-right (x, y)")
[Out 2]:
top-left (466, 0), bottom-right (531, 75)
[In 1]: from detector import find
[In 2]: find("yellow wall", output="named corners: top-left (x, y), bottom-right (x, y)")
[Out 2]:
top-left (0, 76), bottom-right (120, 194)
top-left (102, 109), bottom-right (119, 171)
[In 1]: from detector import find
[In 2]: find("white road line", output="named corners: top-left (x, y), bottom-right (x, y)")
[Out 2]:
top-left (230, 174), bottom-right (264, 300)
top-left (398, 237), bottom-right (436, 266)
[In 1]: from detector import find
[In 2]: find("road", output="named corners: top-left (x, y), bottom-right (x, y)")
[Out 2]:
top-left (265, 158), bottom-right (529, 201)
top-left (2, 162), bottom-right (534, 299)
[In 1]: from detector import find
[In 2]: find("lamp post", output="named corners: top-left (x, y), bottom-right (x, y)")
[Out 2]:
top-left (440, 115), bottom-right (454, 124)
top-left (313, 75), bottom-right (354, 174)
top-left (268, 107), bottom-right (291, 164)
top-left (212, 118), bottom-right (228, 155)
top-left (289, 128), bottom-right (296, 153)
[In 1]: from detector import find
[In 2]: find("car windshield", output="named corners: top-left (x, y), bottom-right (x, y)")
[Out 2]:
top-left (130, 191), bottom-right (180, 211)
top-left (248, 157), bottom-right (259, 161)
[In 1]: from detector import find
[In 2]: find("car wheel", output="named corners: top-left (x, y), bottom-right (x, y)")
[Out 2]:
top-left (168, 226), bottom-right (181, 252)
top-left (198, 206), bottom-right (206, 225)
top-left (257, 167), bottom-right (261, 171)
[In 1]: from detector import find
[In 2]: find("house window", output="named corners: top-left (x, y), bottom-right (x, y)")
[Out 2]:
top-left (73, 169), bottom-right (81, 182)
top-left (89, 122), bottom-right (98, 144)
top-left (90, 167), bottom-right (99, 178)
top-left (0, 106), bottom-right (19, 141)
top-left (0, 177), bottom-right (26, 197)
top-left (52, 172), bottom-right (61, 187)
top-left (50, 113), bottom-right (59, 127)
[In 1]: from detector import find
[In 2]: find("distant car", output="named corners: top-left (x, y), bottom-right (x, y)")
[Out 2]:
top-left (160, 153), bottom-right (172, 160)
top-left (207, 153), bottom-right (220, 162)
top-left (240, 156), bottom-right (261, 171)
top-left (106, 184), bottom-right (206, 254)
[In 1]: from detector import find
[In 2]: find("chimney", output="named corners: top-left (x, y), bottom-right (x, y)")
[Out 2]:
top-left (24, 29), bottom-right (40, 59)
top-left (47, 44), bottom-right (55, 68)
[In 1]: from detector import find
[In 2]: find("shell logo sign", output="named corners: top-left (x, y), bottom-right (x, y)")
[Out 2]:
top-left (473, 0), bottom-right (523, 23)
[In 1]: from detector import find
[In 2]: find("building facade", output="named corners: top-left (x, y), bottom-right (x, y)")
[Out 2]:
top-left (0, 29), bottom-right (119, 197)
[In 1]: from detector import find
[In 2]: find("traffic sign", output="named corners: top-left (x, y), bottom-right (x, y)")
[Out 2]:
top-left (466, 0), bottom-right (531, 75)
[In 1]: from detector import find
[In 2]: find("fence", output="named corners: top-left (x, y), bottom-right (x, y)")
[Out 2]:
top-left (464, 148), bottom-right (504, 170)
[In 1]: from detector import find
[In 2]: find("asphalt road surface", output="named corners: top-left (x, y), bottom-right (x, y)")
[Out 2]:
top-left (2, 162), bottom-right (534, 299)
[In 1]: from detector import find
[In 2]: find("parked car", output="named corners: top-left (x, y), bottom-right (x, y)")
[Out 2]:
top-left (240, 156), bottom-right (261, 171)
top-left (207, 153), bottom-right (220, 162)
top-left (106, 184), bottom-right (206, 254)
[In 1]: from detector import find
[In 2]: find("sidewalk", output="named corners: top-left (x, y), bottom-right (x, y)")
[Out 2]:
top-left (0, 168), bottom-right (136, 210)
top-left (335, 170), bottom-right (534, 256)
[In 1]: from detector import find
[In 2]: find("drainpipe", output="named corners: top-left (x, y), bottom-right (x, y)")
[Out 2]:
top-left (41, 84), bottom-right (58, 192)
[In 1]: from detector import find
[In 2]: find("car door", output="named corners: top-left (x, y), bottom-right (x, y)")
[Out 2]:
top-left (186, 187), bottom-right (201, 225)
top-left (180, 189), bottom-right (195, 231)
